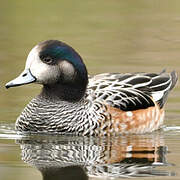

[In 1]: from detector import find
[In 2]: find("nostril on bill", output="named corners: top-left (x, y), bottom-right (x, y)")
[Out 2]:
top-left (22, 73), bottom-right (27, 77)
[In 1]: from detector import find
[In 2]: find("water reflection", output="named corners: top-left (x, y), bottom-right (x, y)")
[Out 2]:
top-left (15, 132), bottom-right (175, 179)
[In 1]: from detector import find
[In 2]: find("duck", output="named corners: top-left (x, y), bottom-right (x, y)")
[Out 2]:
top-left (5, 40), bottom-right (178, 136)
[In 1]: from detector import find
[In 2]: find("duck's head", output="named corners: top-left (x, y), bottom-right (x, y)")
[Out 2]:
top-left (6, 40), bottom-right (88, 102)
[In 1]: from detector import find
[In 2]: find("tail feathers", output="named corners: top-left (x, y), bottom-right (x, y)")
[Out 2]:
top-left (155, 71), bottom-right (178, 108)
top-left (169, 70), bottom-right (178, 91)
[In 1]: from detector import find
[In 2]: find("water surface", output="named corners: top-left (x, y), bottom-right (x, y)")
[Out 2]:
top-left (0, 125), bottom-right (180, 180)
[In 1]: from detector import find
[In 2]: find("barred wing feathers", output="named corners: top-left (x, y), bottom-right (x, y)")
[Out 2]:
top-left (87, 71), bottom-right (177, 111)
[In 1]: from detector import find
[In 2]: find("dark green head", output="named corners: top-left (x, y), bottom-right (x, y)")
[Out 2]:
top-left (39, 40), bottom-right (88, 79)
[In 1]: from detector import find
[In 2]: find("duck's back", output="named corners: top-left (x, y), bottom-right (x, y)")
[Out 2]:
top-left (88, 71), bottom-right (177, 111)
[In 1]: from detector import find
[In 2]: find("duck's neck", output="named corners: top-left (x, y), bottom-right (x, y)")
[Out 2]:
top-left (40, 83), bottom-right (87, 102)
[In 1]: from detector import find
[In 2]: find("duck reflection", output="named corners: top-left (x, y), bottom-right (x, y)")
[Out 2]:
top-left (40, 166), bottom-right (88, 180)
top-left (17, 132), bottom-right (174, 179)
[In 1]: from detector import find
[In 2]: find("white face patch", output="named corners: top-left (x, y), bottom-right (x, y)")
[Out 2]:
top-left (25, 45), bottom-right (60, 84)
top-left (25, 45), bottom-right (39, 69)
top-left (59, 60), bottom-right (75, 82)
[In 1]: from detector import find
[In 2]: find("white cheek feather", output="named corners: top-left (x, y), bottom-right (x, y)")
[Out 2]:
top-left (25, 45), bottom-right (60, 84)
top-left (60, 60), bottom-right (75, 81)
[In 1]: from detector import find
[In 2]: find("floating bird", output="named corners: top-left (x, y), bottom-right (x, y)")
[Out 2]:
top-left (6, 40), bottom-right (178, 135)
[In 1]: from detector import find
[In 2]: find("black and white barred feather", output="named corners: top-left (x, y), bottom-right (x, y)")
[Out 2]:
top-left (87, 70), bottom-right (178, 110)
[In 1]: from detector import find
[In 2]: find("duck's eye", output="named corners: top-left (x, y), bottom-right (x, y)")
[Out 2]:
top-left (41, 56), bottom-right (53, 64)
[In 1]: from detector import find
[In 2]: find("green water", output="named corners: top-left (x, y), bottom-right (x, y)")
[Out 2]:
top-left (0, 0), bottom-right (180, 179)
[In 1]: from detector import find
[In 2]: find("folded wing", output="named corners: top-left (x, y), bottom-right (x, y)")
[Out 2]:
top-left (87, 71), bottom-right (177, 111)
